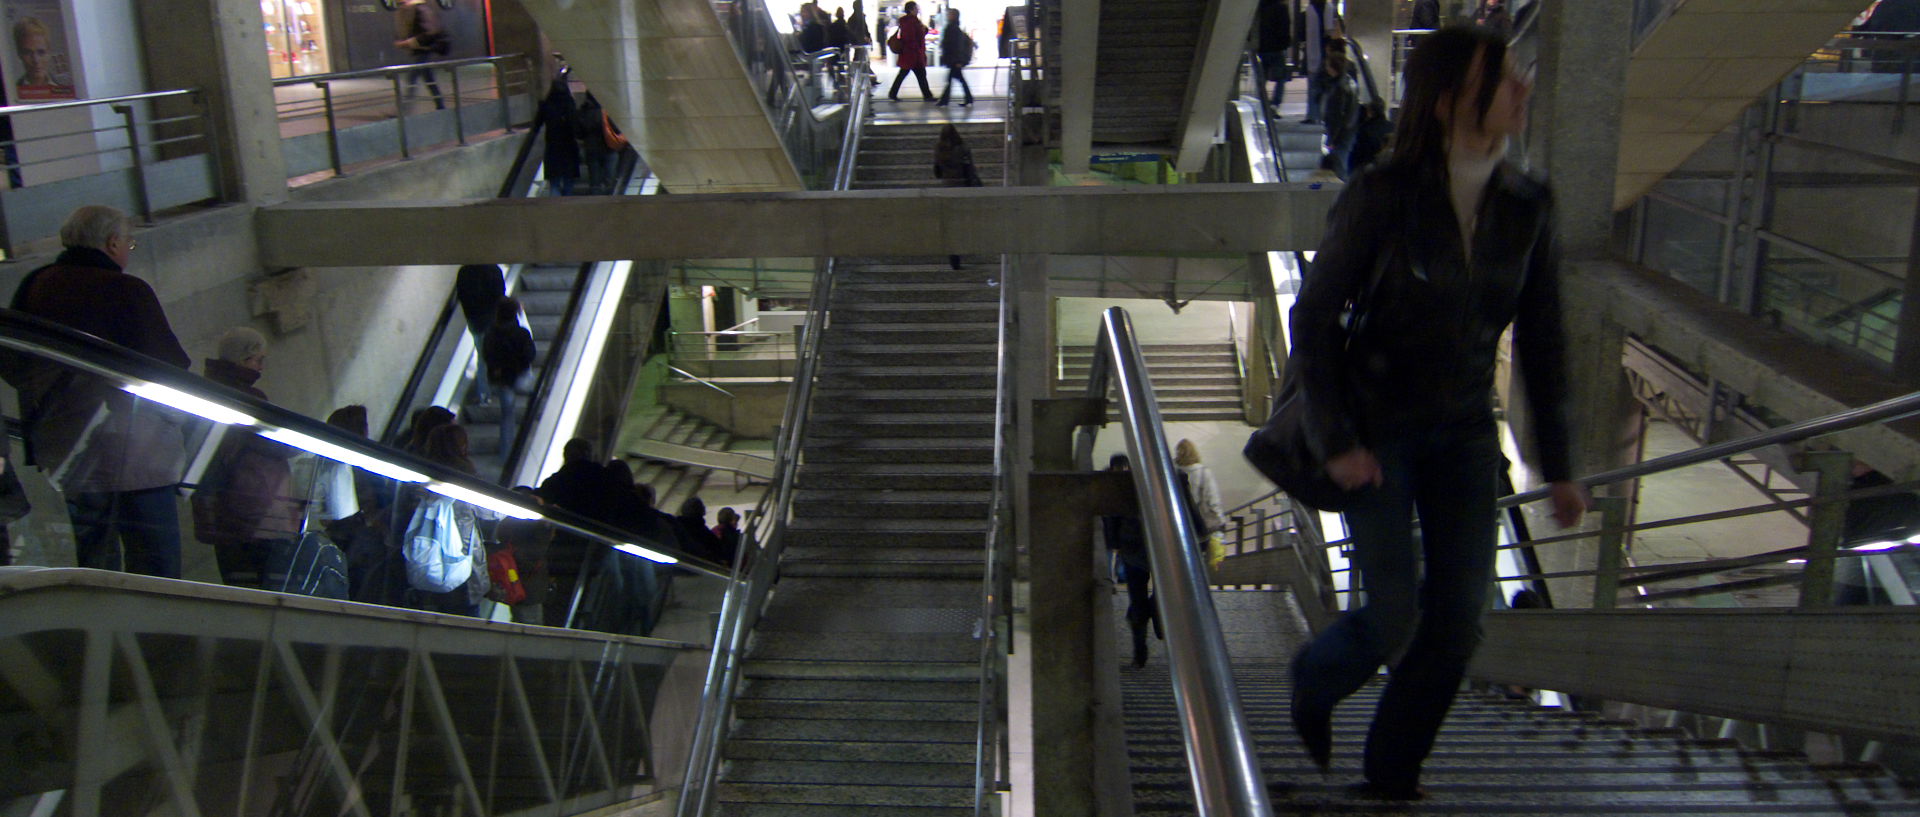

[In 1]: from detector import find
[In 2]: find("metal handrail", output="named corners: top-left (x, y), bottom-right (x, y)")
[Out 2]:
top-left (1088, 307), bottom-right (1269, 817)
top-left (668, 365), bottom-right (739, 398)
top-left (675, 64), bottom-right (868, 815)
top-left (0, 308), bottom-right (729, 580)
top-left (0, 88), bottom-right (197, 117)
top-left (269, 53), bottom-right (524, 87)
top-left (972, 255), bottom-right (1013, 815)
top-left (1502, 388), bottom-right (1920, 507)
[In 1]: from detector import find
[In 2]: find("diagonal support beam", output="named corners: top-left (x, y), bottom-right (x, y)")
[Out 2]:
top-left (272, 641), bottom-right (375, 817)
top-left (416, 653), bottom-right (489, 816)
top-left (255, 185), bottom-right (1339, 267)
top-left (114, 632), bottom-right (206, 817)
top-left (1172, 0), bottom-right (1261, 173)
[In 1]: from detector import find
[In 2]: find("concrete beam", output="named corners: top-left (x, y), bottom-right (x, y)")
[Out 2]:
top-left (1172, 0), bottom-right (1261, 173)
top-left (1059, 0), bottom-right (1100, 173)
top-left (256, 184), bottom-right (1339, 267)
top-left (1576, 258), bottom-right (1920, 480)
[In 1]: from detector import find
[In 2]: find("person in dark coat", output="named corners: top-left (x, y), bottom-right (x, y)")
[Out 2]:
top-left (933, 124), bottom-right (982, 270)
top-left (537, 438), bottom-right (606, 625)
top-left (848, 1), bottom-right (871, 47)
top-left (454, 264), bottom-right (505, 349)
top-left (403, 406), bottom-right (456, 456)
top-left (1285, 28), bottom-right (1585, 798)
top-left (1255, 0), bottom-right (1292, 95)
top-left (1101, 455), bottom-right (1162, 669)
top-left (197, 327), bottom-right (302, 588)
top-left (480, 298), bottom-right (536, 452)
top-left (676, 496), bottom-right (725, 564)
top-left (498, 487), bottom-right (555, 624)
top-left (935, 8), bottom-right (974, 106)
top-left (394, 0), bottom-right (447, 109)
top-left (886, 1), bottom-right (933, 101)
top-left (1410, 0), bottom-right (1440, 29)
top-left (575, 92), bottom-right (622, 195)
top-left (828, 8), bottom-right (852, 49)
top-left (712, 506), bottom-right (742, 566)
top-left (1319, 42), bottom-right (1361, 179)
top-left (798, 3), bottom-right (828, 51)
top-left (539, 73), bottom-right (581, 196)
top-left (3, 205), bottom-right (190, 578)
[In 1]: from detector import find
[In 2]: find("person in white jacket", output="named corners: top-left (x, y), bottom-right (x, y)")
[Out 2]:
top-left (1175, 439), bottom-right (1225, 551)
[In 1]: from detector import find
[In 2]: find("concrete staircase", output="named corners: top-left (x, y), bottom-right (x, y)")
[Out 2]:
top-left (463, 262), bottom-right (579, 478)
top-left (1122, 657), bottom-right (1920, 814)
top-left (852, 121), bottom-right (1007, 190)
top-left (1092, 0), bottom-right (1208, 145)
top-left (710, 258), bottom-right (999, 815)
top-left (625, 405), bottom-right (736, 513)
top-left (1057, 343), bottom-right (1243, 422)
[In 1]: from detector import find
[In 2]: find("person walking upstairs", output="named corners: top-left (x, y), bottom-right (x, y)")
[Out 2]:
top-left (933, 124), bottom-right (982, 270)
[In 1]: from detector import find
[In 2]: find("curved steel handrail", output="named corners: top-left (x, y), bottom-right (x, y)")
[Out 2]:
top-left (0, 309), bottom-right (730, 580)
top-left (1089, 306), bottom-right (1270, 817)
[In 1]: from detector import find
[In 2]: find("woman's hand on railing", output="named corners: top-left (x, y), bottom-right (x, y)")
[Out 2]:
top-left (1548, 480), bottom-right (1589, 529)
top-left (1326, 448), bottom-right (1383, 491)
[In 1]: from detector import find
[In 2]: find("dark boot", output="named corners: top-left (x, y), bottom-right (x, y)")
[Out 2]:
top-left (1130, 624), bottom-right (1149, 668)
top-left (1290, 648), bottom-right (1333, 769)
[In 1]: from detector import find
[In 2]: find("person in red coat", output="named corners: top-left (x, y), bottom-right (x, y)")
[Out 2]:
top-left (886, 0), bottom-right (933, 101)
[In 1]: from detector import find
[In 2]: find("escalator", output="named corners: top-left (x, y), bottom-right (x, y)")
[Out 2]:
top-left (382, 122), bottom-right (653, 486)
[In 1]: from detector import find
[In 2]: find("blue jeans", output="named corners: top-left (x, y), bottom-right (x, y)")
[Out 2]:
top-left (1292, 419), bottom-right (1501, 790)
top-left (70, 486), bottom-right (182, 578)
top-left (494, 380), bottom-right (519, 454)
top-left (1326, 131), bottom-right (1356, 180)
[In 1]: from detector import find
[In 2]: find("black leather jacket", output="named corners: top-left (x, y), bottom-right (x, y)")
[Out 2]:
top-left (1290, 158), bottom-right (1573, 481)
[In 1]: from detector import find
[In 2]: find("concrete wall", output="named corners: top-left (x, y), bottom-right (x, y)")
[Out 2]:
top-left (662, 381), bottom-right (789, 439)
top-left (0, 132), bottom-right (521, 425)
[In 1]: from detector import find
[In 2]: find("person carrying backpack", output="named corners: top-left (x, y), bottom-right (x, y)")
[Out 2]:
top-left (935, 8), bottom-right (974, 107)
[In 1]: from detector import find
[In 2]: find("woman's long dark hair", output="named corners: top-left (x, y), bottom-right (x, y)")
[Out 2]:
top-left (1388, 25), bottom-right (1509, 174)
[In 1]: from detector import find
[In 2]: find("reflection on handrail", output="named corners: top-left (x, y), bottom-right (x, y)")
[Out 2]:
top-left (668, 365), bottom-right (738, 398)
top-left (0, 88), bottom-right (198, 117)
top-left (0, 308), bottom-right (729, 579)
top-left (1087, 306), bottom-right (1269, 816)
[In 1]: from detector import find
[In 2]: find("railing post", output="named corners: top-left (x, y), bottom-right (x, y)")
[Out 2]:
top-left (1589, 496), bottom-right (1630, 609)
top-left (194, 90), bottom-right (229, 201)
top-left (495, 60), bottom-right (513, 133)
top-left (1796, 450), bottom-right (1854, 608)
top-left (451, 66), bottom-right (466, 145)
top-left (112, 104), bottom-right (153, 224)
top-left (319, 81), bottom-right (344, 176)
top-left (391, 73), bottom-right (411, 159)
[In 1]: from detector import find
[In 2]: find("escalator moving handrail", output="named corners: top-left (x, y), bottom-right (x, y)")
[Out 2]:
top-left (1088, 306), bottom-right (1270, 817)
top-left (0, 308), bottom-right (731, 580)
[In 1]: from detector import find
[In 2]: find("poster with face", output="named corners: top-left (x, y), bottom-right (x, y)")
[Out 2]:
top-left (3, 0), bottom-right (75, 101)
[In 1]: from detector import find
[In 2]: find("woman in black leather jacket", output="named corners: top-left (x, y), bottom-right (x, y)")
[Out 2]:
top-left (1286, 26), bottom-right (1587, 799)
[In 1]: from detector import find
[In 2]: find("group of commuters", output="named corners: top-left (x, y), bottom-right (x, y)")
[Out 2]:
top-left (537, 63), bottom-right (630, 197)
top-left (797, 0), bottom-right (871, 54)
top-left (0, 205), bottom-right (734, 638)
top-left (877, 1), bottom-right (976, 105)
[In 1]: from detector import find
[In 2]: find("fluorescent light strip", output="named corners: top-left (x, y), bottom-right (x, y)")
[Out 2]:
top-left (613, 542), bottom-right (679, 564)
top-left (1852, 540), bottom-right (1903, 552)
top-left (258, 428), bottom-right (429, 484)
top-left (123, 382), bottom-right (257, 426)
top-left (428, 481), bottom-right (543, 519)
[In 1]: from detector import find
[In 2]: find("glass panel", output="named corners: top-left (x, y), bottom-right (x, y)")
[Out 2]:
top-left (1640, 196), bottom-right (1726, 297)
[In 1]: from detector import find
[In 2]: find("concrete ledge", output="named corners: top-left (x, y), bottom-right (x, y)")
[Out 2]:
top-left (1573, 258), bottom-right (1920, 478)
top-left (255, 183), bottom-right (1342, 266)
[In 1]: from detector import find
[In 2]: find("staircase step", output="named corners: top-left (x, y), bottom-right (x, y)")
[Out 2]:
top-left (779, 560), bottom-right (986, 579)
top-left (738, 677), bottom-right (978, 703)
top-left (722, 759), bottom-right (974, 787)
top-left (796, 462), bottom-right (995, 490)
top-left (742, 659), bottom-right (975, 682)
top-left (723, 738), bottom-right (975, 765)
top-left (802, 438), bottom-right (993, 464)
top-left (735, 698), bottom-right (976, 723)
top-left (727, 716), bottom-right (976, 745)
top-left (807, 389), bottom-right (997, 413)
top-left (715, 780), bottom-right (971, 808)
top-left (792, 490), bottom-right (992, 519)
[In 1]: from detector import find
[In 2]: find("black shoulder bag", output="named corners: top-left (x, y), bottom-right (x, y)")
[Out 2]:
top-left (1243, 244), bottom-right (1393, 512)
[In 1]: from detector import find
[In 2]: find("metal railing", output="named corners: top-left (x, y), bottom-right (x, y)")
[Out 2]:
top-left (712, 0), bottom-right (867, 189)
top-left (972, 255), bottom-right (1015, 815)
top-left (674, 64), bottom-right (869, 816)
top-left (0, 89), bottom-right (223, 254)
top-left (1081, 306), bottom-right (1269, 817)
top-left (272, 53), bottom-right (535, 179)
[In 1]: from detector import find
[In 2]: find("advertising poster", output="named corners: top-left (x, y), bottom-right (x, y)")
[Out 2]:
top-left (2, 0), bottom-right (75, 101)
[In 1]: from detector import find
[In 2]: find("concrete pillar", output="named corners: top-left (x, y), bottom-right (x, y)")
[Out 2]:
top-left (1529, 0), bottom-right (1630, 256)
top-left (1010, 253), bottom-right (1053, 574)
top-left (138, 0), bottom-right (287, 205)
top-left (1343, 0), bottom-right (1395, 108)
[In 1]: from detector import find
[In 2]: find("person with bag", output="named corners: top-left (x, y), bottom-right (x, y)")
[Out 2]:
top-left (1301, 0), bottom-right (1341, 124)
top-left (481, 298), bottom-right (536, 453)
top-left (885, 1), bottom-right (933, 101)
top-left (1174, 440), bottom-right (1227, 571)
top-left (933, 123), bottom-right (982, 270)
top-left (195, 328), bottom-right (304, 589)
top-left (403, 424), bottom-right (490, 616)
top-left (1271, 27), bottom-right (1586, 799)
top-left (495, 489), bottom-right (553, 624)
top-left (934, 8), bottom-right (974, 106)
top-left (575, 92), bottom-right (626, 195)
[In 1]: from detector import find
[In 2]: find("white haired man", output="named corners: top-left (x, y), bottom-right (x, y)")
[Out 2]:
top-left (3, 205), bottom-right (190, 578)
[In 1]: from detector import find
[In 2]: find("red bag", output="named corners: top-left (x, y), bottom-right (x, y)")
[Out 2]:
top-left (488, 544), bottom-right (528, 606)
